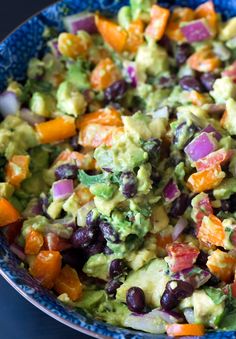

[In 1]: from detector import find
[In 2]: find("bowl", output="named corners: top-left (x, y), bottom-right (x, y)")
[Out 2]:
top-left (0, 0), bottom-right (236, 338)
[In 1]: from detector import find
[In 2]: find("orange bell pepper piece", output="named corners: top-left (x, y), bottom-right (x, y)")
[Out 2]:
top-left (54, 265), bottom-right (83, 301)
top-left (195, 1), bottom-right (218, 35)
top-left (79, 123), bottom-right (124, 148)
top-left (0, 198), bottom-right (21, 227)
top-left (187, 165), bottom-right (225, 193)
top-left (95, 15), bottom-right (127, 53)
top-left (188, 46), bottom-right (221, 72)
top-left (36, 116), bottom-right (76, 144)
top-left (29, 251), bottom-right (62, 289)
top-left (77, 107), bottom-right (123, 129)
top-left (207, 249), bottom-right (236, 282)
top-left (58, 33), bottom-right (90, 59)
top-left (75, 184), bottom-right (94, 206)
top-left (145, 5), bottom-right (170, 41)
top-left (125, 19), bottom-right (144, 53)
top-left (196, 148), bottom-right (233, 171)
top-left (54, 149), bottom-right (96, 171)
top-left (25, 230), bottom-right (44, 255)
top-left (166, 324), bottom-right (205, 337)
top-left (189, 90), bottom-right (209, 107)
top-left (220, 110), bottom-right (228, 128)
top-left (6, 155), bottom-right (30, 187)
top-left (90, 58), bottom-right (121, 91)
top-left (198, 214), bottom-right (225, 247)
top-left (166, 7), bottom-right (195, 42)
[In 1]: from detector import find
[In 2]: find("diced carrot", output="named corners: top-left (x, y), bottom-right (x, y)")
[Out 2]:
top-left (58, 33), bottom-right (90, 59)
top-left (166, 7), bottom-right (195, 42)
top-left (95, 15), bottom-right (127, 53)
top-left (90, 58), bottom-right (121, 91)
top-left (145, 5), bottom-right (170, 41)
top-left (36, 116), bottom-right (76, 144)
top-left (125, 19), bottom-right (144, 53)
top-left (188, 46), bottom-right (221, 72)
top-left (29, 251), bottom-right (62, 289)
top-left (207, 249), bottom-right (236, 282)
top-left (0, 198), bottom-right (21, 227)
top-left (54, 265), bottom-right (83, 301)
top-left (166, 324), bottom-right (205, 337)
top-left (6, 155), bottom-right (30, 187)
top-left (189, 90), bottom-right (210, 106)
top-left (196, 149), bottom-right (234, 171)
top-left (195, 1), bottom-right (218, 35)
top-left (79, 123), bottom-right (124, 148)
top-left (187, 165), bottom-right (225, 193)
top-left (198, 214), bottom-right (225, 247)
top-left (75, 184), bottom-right (94, 206)
top-left (25, 230), bottom-right (44, 255)
top-left (77, 107), bottom-right (123, 129)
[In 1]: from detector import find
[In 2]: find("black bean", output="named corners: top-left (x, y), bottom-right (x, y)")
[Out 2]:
top-left (206, 274), bottom-right (221, 287)
top-left (84, 242), bottom-right (105, 257)
top-left (221, 199), bottom-right (231, 212)
top-left (196, 250), bottom-right (208, 269)
top-left (62, 248), bottom-right (87, 271)
top-left (71, 227), bottom-right (95, 248)
top-left (55, 164), bottom-right (78, 180)
top-left (176, 43), bottom-right (193, 65)
top-left (200, 73), bottom-right (219, 92)
top-left (109, 259), bottom-right (126, 279)
top-left (120, 171), bottom-right (138, 199)
top-left (170, 193), bottom-right (190, 217)
top-left (126, 287), bottom-right (146, 313)
top-left (160, 280), bottom-right (193, 311)
top-left (158, 75), bottom-right (176, 89)
top-left (104, 80), bottom-right (128, 102)
top-left (229, 194), bottom-right (236, 212)
top-left (70, 135), bottom-right (81, 151)
top-left (179, 76), bottom-right (203, 92)
top-left (105, 279), bottom-right (122, 298)
top-left (99, 221), bottom-right (120, 243)
top-left (159, 35), bottom-right (173, 56)
top-left (86, 209), bottom-right (100, 229)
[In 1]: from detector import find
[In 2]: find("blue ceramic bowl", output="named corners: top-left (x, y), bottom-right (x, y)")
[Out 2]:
top-left (0, 1), bottom-right (236, 338)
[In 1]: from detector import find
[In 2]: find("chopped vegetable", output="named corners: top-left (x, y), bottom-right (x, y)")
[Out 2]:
top-left (58, 32), bottom-right (91, 59)
top-left (196, 148), bottom-right (233, 171)
top-left (167, 243), bottom-right (199, 273)
top-left (181, 19), bottom-right (212, 43)
top-left (63, 12), bottom-right (97, 35)
top-left (195, 1), bottom-right (218, 35)
top-left (77, 107), bottom-right (123, 129)
top-left (163, 180), bottom-right (180, 203)
top-left (166, 324), bottom-right (205, 337)
top-left (6, 155), bottom-right (30, 187)
top-left (198, 214), bottom-right (225, 247)
top-left (0, 198), bottom-right (21, 227)
top-left (25, 229), bottom-right (44, 255)
top-left (145, 5), bottom-right (170, 41)
top-left (52, 179), bottom-right (74, 201)
top-left (54, 265), bottom-right (83, 301)
top-left (207, 249), bottom-right (236, 282)
top-left (90, 58), bottom-right (121, 91)
top-left (184, 132), bottom-right (217, 162)
top-left (188, 46), bottom-right (221, 72)
top-left (166, 7), bottom-right (195, 42)
top-left (125, 19), bottom-right (144, 53)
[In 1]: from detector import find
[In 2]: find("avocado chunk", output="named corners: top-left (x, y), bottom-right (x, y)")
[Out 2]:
top-left (220, 17), bottom-right (236, 41)
top-left (57, 81), bottom-right (87, 117)
top-left (210, 78), bottom-right (236, 104)
top-left (118, 6), bottom-right (132, 29)
top-left (63, 192), bottom-right (81, 217)
top-left (192, 289), bottom-right (225, 328)
top-left (30, 92), bottom-right (56, 117)
top-left (94, 191), bottom-right (125, 216)
top-left (83, 253), bottom-right (115, 281)
top-left (0, 183), bottom-right (14, 199)
top-left (116, 258), bottom-right (170, 307)
top-left (130, 0), bottom-right (155, 21)
top-left (47, 200), bottom-right (63, 219)
top-left (221, 98), bottom-right (236, 135)
top-left (90, 183), bottom-right (117, 200)
top-left (66, 60), bottom-right (90, 91)
top-left (213, 177), bottom-right (236, 199)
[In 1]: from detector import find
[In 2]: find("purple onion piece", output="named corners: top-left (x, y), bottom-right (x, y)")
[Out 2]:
top-left (20, 108), bottom-right (45, 126)
top-left (184, 132), bottom-right (218, 162)
top-left (10, 244), bottom-right (26, 262)
top-left (172, 217), bottom-right (188, 241)
top-left (207, 103), bottom-right (226, 115)
top-left (163, 180), bottom-right (181, 203)
top-left (63, 12), bottom-right (97, 34)
top-left (181, 19), bottom-right (211, 43)
top-left (52, 179), bottom-right (74, 201)
top-left (202, 124), bottom-right (222, 141)
top-left (172, 267), bottom-right (211, 289)
top-left (0, 91), bottom-right (20, 117)
top-left (126, 63), bottom-right (138, 88)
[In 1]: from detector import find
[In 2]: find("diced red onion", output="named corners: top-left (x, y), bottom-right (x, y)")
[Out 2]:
top-left (184, 132), bottom-right (217, 162)
top-left (183, 308), bottom-right (195, 324)
top-left (163, 180), bottom-right (181, 203)
top-left (52, 179), bottom-right (74, 201)
top-left (172, 267), bottom-right (211, 289)
top-left (63, 12), bottom-right (97, 34)
top-left (20, 108), bottom-right (45, 126)
top-left (172, 217), bottom-right (188, 241)
top-left (77, 200), bottom-right (95, 227)
top-left (125, 63), bottom-right (138, 88)
top-left (181, 19), bottom-right (211, 43)
top-left (202, 124), bottom-right (222, 141)
top-left (0, 91), bottom-right (20, 117)
top-left (10, 244), bottom-right (26, 262)
top-left (153, 106), bottom-right (169, 119)
top-left (48, 38), bottom-right (61, 57)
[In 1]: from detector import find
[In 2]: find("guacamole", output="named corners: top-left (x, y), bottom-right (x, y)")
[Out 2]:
top-left (2, 0), bottom-right (236, 336)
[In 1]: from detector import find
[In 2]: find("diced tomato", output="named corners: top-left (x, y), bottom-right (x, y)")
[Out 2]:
top-left (54, 265), bottom-right (83, 301)
top-left (191, 193), bottom-right (213, 229)
top-left (44, 233), bottom-right (72, 252)
top-left (207, 249), bottom-right (236, 283)
top-left (54, 149), bottom-right (96, 171)
top-left (4, 219), bottom-right (23, 244)
top-left (231, 281), bottom-right (236, 298)
top-left (198, 214), bottom-right (225, 247)
top-left (196, 149), bottom-right (234, 171)
top-left (166, 243), bottom-right (200, 273)
top-left (29, 251), bottom-right (62, 289)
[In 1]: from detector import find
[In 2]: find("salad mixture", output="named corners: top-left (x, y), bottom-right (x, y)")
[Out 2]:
top-left (2, 0), bottom-right (236, 336)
